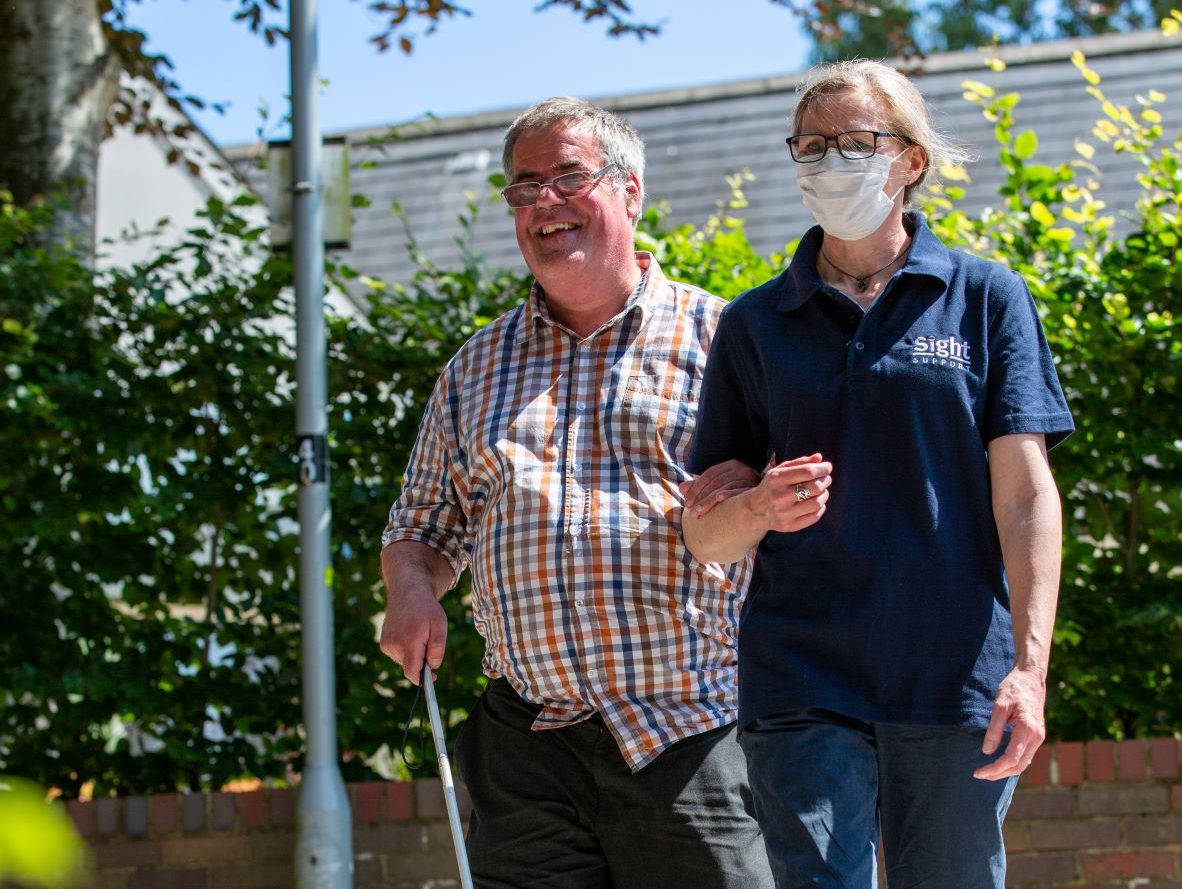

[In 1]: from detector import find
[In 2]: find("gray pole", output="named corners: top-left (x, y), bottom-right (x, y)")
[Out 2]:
top-left (290, 0), bottom-right (352, 885)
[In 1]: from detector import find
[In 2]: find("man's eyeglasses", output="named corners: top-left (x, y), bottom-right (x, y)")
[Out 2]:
top-left (786, 130), bottom-right (904, 163)
top-left (501, 164), bottom-right (616, 208)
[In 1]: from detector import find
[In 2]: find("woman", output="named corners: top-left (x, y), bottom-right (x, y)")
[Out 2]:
top-left (681, 60), bottom-right (1074, 889)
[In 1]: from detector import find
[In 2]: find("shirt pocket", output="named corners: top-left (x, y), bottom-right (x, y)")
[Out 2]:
top-left (616, 373), bottom-right (697, 467)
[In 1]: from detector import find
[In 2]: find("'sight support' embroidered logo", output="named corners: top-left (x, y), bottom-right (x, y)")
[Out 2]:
top-left (911, 335), bottom-right (971, 369)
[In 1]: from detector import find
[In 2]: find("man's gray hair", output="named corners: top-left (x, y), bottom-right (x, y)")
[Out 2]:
top-left (502, 96), bottom-right (646, 185)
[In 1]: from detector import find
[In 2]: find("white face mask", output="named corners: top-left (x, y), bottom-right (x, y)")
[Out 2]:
top-left (796, 151), bottom-right (905, 241)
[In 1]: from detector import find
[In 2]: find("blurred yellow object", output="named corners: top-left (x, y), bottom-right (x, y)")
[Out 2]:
top-left (0, 777), bottom-right (89, 888)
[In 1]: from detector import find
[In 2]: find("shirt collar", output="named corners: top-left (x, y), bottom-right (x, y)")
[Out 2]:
top-left (777, 211), bottom-right (955, 313)
top-left (515, 251), bottom-right (661, 344)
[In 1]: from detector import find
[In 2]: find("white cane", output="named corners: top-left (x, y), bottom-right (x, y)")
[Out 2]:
top-left (422, 664), bottom-right (475, 889)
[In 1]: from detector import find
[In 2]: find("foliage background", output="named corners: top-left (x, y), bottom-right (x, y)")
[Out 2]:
top-left (0, 38), bottom-right (1179, 796)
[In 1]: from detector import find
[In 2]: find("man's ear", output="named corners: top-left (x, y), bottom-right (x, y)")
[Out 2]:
top-left (625, 173), bottom-right (643, 220)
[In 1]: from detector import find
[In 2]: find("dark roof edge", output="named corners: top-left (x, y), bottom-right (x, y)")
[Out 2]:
top-left (226, 27), bottom-right (1174, 154)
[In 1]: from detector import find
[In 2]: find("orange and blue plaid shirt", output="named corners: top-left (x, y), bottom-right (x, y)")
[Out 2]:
top-left (382, 254), bottom-right (751, 771)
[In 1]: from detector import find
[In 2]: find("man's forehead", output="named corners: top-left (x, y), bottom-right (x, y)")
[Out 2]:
top-left (510, 123), bottom-right (602, 178)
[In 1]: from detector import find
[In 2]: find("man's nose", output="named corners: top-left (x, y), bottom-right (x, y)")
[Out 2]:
top-left (534, 182), bottom-right (566, 208)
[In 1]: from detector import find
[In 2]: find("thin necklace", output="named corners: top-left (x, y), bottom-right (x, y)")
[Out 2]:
top-left (820, 242), bottom-right (910, 293)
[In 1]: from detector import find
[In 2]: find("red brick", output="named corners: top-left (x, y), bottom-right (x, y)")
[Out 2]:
top-left (85, 870), bottom-right (128, 889)
top-left (94, 839), bottom-right (164, 868)
top-left (1083, 849), bottom-right (1177, 880)
top-left (1121, 738), bottom-right (1148, 781)
top-left (1087, 739), bottom-right (1116, 781)
top-left (248, 831), bottom-right (295, 864)
top-left (69, 800), bottom-right (94, 838)
top-left (269, 788), bottom-right (295, 826)
top-left (181, 793), bottom-right (205, 831)
top-left (151, 793), bottom-right (179, 835)
top-left (387, 782), bottom-right (413, 822)
top-left (353, 854), bottom-right (384, 886)
top-left (96, 798), bottom-right (121, 836)
top-left (354, 781), bottom-right (383, 824)
top-left (162, 834), bottom-right (252, 868)
top-left (1173, 785), bottom-right (1182, 813)
top-left (1056, 741), bottom-right (1085, 785)
top-left (126, 868), bottom-right (208, 889)
top-left (1003, 822), bottom-right (1030, 852)
top-left (210, 792), bottom-right (236, 830)
top-left (238, 789), bottom-right (265, 830)
top-left (1009, 788), bottom-right (1076, 820)
top-left (1023, 746), bottom-right (1052, 786)
top-left (1004, 852), bottom-right (1078, 885)
top-left (414, 778), bottom-right (445, 820)
top-left (1151, 738), bottom-right (1180, 779)
top-left (353, 821), bottom-right (429, 857)
top-left (1126, 815), bottom-right (1182, 845)
top-left (1078, 785), bottom-right (1170, 816)
top-left (209, 863), bottom-right (294, 889)
top-left (1029, 817), bottom-right (1120, 849)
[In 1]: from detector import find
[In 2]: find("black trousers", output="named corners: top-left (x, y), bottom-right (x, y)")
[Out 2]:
top-left (453, 679), bottom-right (773, 889)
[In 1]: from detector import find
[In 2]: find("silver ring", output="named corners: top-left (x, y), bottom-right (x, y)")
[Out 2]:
top-left (793, 483), bottom-right (813, 503)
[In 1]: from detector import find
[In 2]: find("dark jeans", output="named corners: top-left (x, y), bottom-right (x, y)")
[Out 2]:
top-left (453, 678), bottom-right (773, 889)
top-left (740, 709), bottom-right (1019, 889)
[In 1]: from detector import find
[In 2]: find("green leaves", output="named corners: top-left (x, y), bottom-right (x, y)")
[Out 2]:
top-left (1013, 129), bottom-right (1039, 159)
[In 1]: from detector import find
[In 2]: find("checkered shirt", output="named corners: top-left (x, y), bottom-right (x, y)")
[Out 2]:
top-left (382, 253), bottom-right (751, 771)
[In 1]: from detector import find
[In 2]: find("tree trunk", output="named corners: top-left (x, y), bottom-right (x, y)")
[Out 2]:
top-left (0, 0), bottom-right (118, 257)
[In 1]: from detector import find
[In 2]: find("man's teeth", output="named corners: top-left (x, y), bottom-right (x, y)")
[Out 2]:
top-left (540, 223), bottom-right (577, 235)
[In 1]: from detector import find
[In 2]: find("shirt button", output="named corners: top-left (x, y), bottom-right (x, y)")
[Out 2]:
top-left (855, 341), bottom-right (866, 351)
top-left (575, 599), bottom-right (584, 607)
top-left (577, 401), bottom-right (586, 411)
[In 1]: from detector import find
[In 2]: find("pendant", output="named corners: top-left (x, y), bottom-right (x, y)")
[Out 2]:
top-left (856, 279), bottom-right (868, 292)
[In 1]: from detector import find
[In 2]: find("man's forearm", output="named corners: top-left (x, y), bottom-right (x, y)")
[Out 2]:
top-left (381, 539), bottom-right (454, 603)
top-left (682, 487), bottom-right (768, 565)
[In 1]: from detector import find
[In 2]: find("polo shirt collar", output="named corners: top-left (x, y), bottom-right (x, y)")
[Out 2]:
top-left (777, 211), bottom-right (956, 313)
top-left (516, 251), bottom-right (660, 344)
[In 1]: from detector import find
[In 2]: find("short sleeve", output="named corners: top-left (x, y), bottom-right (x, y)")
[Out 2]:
top-left (983, 272), bottom-right (1074, 449)
top-left (688, 304), bottom-right (770, 475)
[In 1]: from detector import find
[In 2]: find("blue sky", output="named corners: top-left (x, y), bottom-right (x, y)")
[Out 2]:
top-left (126, 0), bottom-right (813, 147)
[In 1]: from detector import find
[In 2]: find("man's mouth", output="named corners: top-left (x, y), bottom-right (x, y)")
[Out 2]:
top-left (539, 222), bottom-right (578, 237)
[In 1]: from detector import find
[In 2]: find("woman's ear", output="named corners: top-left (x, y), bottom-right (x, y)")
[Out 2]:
top-left (905, 144), bottom-right (929, 185)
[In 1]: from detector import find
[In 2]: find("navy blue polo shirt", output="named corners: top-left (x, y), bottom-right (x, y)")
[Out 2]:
top-left (688, 212), bottom-right (1074, 729)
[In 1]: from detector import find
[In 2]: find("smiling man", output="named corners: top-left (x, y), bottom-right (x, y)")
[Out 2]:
top-left (378, 97), bottom-right (779, 889)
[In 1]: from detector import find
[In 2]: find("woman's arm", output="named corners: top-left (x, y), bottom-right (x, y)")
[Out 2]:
top-left (682, 454), bottom-right (833, 564)
top-left (974, 432), bottom-right (1063, 780)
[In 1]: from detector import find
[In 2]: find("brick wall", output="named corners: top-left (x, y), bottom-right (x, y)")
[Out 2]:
top-left (67, 779), bottom-right (469, 889)
top-left (1006, 737), bottom-right (1182, 887)
top-left (67, 737), bottom-right (1181, 889)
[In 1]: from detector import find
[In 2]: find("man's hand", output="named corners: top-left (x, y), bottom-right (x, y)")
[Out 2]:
top-left (973, 665), bottom-right (1047, 781)
top-left (680, 459), bottom-right (761, 516)
top-left (379, 540), bottom-right (455, 685)
top-left (379, 589), bottom-right (448, 686)
top-left (748, 453), bottom-right (833, 533)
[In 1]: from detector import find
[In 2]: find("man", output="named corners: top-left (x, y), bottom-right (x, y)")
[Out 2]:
top-left (379, 97), bottom-right (800, 888)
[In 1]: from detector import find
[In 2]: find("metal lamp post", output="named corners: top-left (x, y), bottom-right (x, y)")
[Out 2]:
top-left (289, 0), bottom-right (352, 884)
